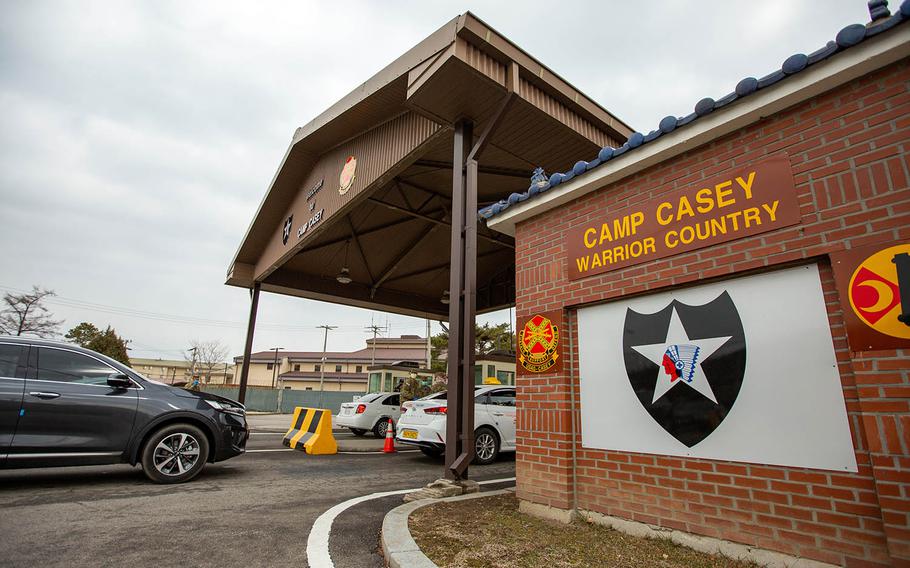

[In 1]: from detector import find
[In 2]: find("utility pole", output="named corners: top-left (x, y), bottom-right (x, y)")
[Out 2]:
top-left (364, 320), bottom-right (384, 390)
top-left (317, 325), bottom-right (337, 407)
top-left (426, 319), bottom-right (432, 370)
top-left (188, 346), bottom-right (198, 386)
top-left (270, 347), bottom-right (283, 389)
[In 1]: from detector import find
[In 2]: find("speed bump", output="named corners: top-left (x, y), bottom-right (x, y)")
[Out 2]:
top-left (282, 407), bottom-right (337, 455)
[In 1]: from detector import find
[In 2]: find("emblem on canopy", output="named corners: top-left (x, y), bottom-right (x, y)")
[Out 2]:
top-left (339, 156), bottom-right (357, 195)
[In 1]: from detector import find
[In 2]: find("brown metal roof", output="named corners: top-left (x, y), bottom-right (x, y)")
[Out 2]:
top-left (227, 11), bottom-right (632, 319)
top-left (235, 347), bottom-right (426, 363)
top-left (279, 372), bottom-right (368, 383)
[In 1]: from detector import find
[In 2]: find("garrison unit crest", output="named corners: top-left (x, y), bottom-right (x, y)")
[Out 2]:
top-left (519, 313), bottom-right (560, 373)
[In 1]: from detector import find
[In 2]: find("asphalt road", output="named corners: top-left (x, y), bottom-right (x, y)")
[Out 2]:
top-left (0, 433), bottom-right (515, 567)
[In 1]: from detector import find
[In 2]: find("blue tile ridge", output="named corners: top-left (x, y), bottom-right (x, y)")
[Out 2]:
top-left (478, 3), bottom-right (909, 221)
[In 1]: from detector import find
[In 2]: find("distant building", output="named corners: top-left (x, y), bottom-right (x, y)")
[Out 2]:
top-left (233, 335), bottom-right (429, 392)
top-left (129, 357), bottom-right (234, 385)
top-left (474, 351), bottom-right (516, 385)
top-left (366, 361), bottom-right (435, 392)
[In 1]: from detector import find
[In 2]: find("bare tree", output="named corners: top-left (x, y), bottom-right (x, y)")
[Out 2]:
top-left (186, 340), bottom-right (230, 382)
top-left (0, 286), bottom-right (62, 338)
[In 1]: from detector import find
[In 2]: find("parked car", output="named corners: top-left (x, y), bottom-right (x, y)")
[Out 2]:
top-left (337, 392), bottom-right (401, 437)
top-left (0, 337), bottom-right (248, 483)
top-left (400, 390), bottom-right (446, 413)
top-left (395, 385), bottom-right (516, 465)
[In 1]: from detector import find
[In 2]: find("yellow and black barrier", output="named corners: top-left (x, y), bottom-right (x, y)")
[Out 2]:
top-left (282, 407), bottom-right (337, 455)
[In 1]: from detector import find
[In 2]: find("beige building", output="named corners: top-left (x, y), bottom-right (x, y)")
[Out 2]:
top-left (129, 357), bottom-right (234, 385)
top-left (474, 351), bottom-right (516, 385)
top-left (367, 362), bottom-right (435, 393)
top-left (233, 335), bottom-right (429, 392)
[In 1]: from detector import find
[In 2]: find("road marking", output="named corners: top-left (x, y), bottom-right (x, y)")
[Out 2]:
top-left (306, 476), bottom-right (517, 568)
top-left (337, 450), bottom-right (419, 455)
top-left (244, 448), bottom-right (419, 455)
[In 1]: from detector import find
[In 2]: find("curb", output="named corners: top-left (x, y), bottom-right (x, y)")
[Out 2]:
top-left (380, 488), bottom-right (514, 568)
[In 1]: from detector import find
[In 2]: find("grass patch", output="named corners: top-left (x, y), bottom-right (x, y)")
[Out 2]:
top-left (409, 493), bottom-right (758, 568)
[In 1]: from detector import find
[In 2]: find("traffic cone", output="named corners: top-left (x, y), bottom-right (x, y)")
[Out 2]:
top-left (383, 417), bottom-right (396, 453)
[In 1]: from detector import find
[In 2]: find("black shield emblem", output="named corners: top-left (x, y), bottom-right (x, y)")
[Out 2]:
top-left (623, 291), bottom-right (746, 447)
top-left (282, 214), bottom-right (293, 245)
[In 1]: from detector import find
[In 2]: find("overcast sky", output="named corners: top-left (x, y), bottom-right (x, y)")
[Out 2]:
top-left (0, 0), bottom-right (873, 361)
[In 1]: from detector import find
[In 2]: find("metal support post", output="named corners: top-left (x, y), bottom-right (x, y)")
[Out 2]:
top-left (445, 119), bottom-right (476, 481)
top-left (237, 282), bottom-right (261, 405)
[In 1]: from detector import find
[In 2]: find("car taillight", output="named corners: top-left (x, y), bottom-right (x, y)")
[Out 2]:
top-left (424, 406), bottom-right (447, 415)
top-left (356, 404), bottom-right (366, 414)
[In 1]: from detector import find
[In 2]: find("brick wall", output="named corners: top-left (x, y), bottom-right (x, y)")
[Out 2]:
top-left (513, 59), bottom-right (909, 566)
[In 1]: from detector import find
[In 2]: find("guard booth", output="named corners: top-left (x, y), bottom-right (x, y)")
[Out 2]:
top-left (226, 12), bottom-right (631, 481)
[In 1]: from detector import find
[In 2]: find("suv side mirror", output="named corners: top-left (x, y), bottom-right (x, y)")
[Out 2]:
top-left (107, 373), bottom-right (132, 389)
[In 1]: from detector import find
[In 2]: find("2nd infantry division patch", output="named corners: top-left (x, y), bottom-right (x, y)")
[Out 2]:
top-left (519, 314), bottom-right (559, 373)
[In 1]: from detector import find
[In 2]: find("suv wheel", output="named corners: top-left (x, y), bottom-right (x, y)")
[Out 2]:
top-left (473, 427), bottom-right (499, 465)
top-left (141, 423), bottom-right (210, 484)
top-left (373, 418), bottom-right (391, 438)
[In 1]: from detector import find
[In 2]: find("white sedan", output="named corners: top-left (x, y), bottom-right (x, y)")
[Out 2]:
top-left (337, 392), bottom-right (401, 437)
top-left (395, 385), bottom-right (516, 465)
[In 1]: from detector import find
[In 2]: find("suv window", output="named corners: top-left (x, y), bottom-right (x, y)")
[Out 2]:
top-left (37, 348), bottom-right (118, 386)
top-left (384, 394), bottom-right (400, 406)
top-left (0, 344), bottom-right (26, 378)
top-left (487, 389), bottom-right (516, 407)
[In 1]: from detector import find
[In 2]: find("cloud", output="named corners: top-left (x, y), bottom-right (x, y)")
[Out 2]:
top-left (0, 0), bottom-right (872, 359)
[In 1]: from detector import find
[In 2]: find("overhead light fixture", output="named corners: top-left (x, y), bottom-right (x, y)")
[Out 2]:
top-left (336, 267), bottom-right (352, 284)
top-left (336, 240), bottom-right (352, 284)
top-left (440, 290), bottom-right (450, 304)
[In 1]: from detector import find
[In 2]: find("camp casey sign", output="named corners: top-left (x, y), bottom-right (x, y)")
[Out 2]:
top-left (567, 154), bottom-right (800, 280)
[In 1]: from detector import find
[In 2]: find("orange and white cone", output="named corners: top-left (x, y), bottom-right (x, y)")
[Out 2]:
top-left (383, 417), bottom-right (396, 453)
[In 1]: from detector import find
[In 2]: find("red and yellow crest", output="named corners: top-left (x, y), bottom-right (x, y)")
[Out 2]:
top-left (339, 156), bottom-right (357, 195)
top-left (519, 314), bottom-right (560, 373)
top-left (847, 243), bottom-right (909, 341)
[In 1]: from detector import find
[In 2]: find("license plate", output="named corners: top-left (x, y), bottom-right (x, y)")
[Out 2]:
top-left (341, 408), bottom-right (351, 415)
top-left (401, 429), bottom-right (418, 439)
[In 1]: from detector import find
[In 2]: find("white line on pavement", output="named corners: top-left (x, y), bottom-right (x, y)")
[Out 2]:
top-left (336, 450), bottom-right (419, 455)
top-left (245, 448), bottom-right (419, 454)
top-left (305, 476), bottom-right (517, 568)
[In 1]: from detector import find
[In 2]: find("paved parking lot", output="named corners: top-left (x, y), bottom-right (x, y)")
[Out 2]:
top-left (0, 433), bottom-right (515, 567)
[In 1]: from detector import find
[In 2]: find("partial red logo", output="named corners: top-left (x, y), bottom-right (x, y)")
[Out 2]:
top-left (847, 244), bottom-right (910, 341)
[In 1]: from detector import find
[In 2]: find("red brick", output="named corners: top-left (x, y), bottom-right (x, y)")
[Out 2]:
top-left (515, 61), bottom-right (909, 567)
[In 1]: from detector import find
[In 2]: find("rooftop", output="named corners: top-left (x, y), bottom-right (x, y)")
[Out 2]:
top-left (479, 1), bottom-right (910, 224)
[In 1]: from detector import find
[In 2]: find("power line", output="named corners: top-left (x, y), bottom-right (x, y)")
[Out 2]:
top-left (0, 284), bottom-right (430, 333)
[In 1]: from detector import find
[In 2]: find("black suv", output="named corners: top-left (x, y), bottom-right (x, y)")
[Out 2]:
top-left (0, 337), bottom-right (248, 483)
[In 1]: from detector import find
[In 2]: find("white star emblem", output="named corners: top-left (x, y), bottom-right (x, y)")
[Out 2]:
top-left (630, 307), bottom-right (731, 404)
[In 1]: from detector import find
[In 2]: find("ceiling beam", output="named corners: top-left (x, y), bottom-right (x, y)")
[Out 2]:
top-left (384, 248), bottom-right (506, 285)
top-left (346, 215), bottom-right (375, 286)
top-left (370, 223), bottom-right (440, 297)
top-left (412, 159), bottom-right (531, 179)
top-left (368, 197), bottom-right (515, 249)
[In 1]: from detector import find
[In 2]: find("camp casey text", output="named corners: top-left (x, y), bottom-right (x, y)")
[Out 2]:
top-left (566, 156), bottom-right (799, 280)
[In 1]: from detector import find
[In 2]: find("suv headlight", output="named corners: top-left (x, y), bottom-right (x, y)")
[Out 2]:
top-left (204, 399), bottom-right (245, 416)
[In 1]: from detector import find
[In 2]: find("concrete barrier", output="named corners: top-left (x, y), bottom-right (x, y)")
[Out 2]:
top-left (282, 407), bottom-right (337, 455)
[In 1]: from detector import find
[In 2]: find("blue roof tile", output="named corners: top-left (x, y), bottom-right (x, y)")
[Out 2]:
top-left (478, 5), bottom-right (909, 221)
top-left (782, 53), bottom-right (809, 74)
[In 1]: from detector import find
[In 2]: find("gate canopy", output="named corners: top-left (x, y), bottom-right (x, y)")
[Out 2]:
top-left (226, 12), bottom-right (631, 319)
